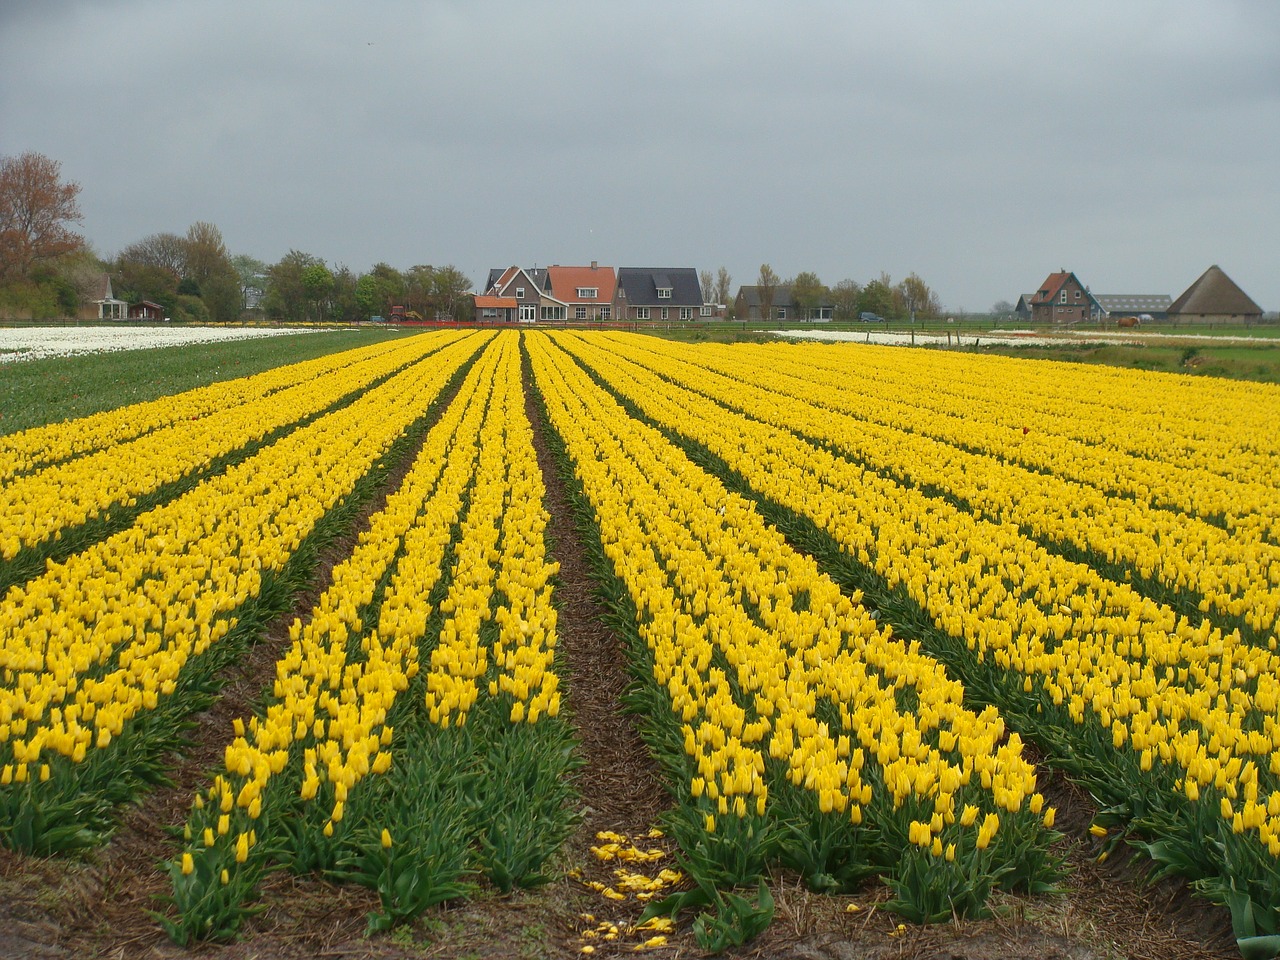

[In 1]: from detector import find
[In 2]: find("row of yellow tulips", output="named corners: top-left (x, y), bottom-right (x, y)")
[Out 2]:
top-left (0, 333), bottom-right (492, 850)
top-left (167, 332), bottom-right (567, 941)
top-left (529, 332), bottom-right (1056, 928)
top-left (596, 335), bottom-right (1280, 642)
top-left (550, 331), bottom-right (1280, 946)
top-left (0, 333), bottom-right (471, 560)
top-left (754, 341), bottom-right (1280, 542)
top-left (0, 333), bottom-right (423, 483)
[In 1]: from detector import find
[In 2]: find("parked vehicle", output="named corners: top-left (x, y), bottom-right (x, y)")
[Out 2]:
top-left (859, 312), bottom-right (886, 323)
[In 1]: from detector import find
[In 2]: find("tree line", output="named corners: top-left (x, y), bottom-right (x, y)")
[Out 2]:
top-left (3, 151), bottom-right (943, 325)
top-left (0, 151), bottom-right (472, 323)
top-left (701, 265), bottom-right (943, 321)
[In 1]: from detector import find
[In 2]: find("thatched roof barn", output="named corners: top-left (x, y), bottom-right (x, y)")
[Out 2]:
top-left (1167, 265), bottom-right (1262, 324)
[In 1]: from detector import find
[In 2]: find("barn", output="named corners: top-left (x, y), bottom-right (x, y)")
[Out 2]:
top-left (1167, 265), bottom-right (1262, 325)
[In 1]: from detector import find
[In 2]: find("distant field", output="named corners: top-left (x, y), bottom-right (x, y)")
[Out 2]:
top-left (969, 339), bottom-right (1280, 383)
top-left (0, 327), bottom-right (410, 434)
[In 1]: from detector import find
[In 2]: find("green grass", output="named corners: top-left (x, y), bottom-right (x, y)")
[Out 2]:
top-left (968, 341), bottom-right (1280, 383)
top-left (0, 329), bottom-right (411, 435)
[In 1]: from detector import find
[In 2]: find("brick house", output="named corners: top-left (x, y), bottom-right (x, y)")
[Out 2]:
top-left (613, 267), bottom-right (703, 321)
top-left (734, 285), bottom-right (835, 322)
top-left (1029, 271), bottom-right (1098, 324)
top-left (479, 266), bottom-right (565, 322)
top-left (545, 263), bottom-right (617, 321)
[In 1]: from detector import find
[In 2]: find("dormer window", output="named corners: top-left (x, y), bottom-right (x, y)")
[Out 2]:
top-left (576, 287), bottom-right (598, 299)
top-left (657, 287), bottom-right (672, 299)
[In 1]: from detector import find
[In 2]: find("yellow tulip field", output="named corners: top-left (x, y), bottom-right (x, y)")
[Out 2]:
top-left (3, 329), bottom-right (1279, 954)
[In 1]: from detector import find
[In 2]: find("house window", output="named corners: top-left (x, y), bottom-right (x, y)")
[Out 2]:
top-left (576, 287), bottom-right (598, 299)
top-left (777, 307), bottom-right (786, 320)
top-left (657, 287), bottom-right (672, 299)
top-left (700, 305), bottom-right (712, 317)
top-left (576, 306), bottom-right (587, 320)
top-left (636, 307), bottom-right (650, 320)
top-left (1059, 291), bottom-right (1067, 304)
top-left (1074, 289), bottom-right (1081, 299)
top-left (482, 308), bottom-right (497, 319)
top-left (680, 307), bottom-right (692, 320)
top-left (519, 304), bottom-right (536, 321)
top-left (516, 286), bottom-right (525, 298)
top-left (600, 306), bottom-right (611, 320)
top-left (541, 305), bottom-right (565, 320)
top-left (661, 307), bottom-right (669, 320)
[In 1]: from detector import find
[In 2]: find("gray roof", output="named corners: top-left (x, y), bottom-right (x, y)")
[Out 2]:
top-left (1168, 265), bottom-right (1262, 316)
top-left (737, 285), bottom-right (796, 309)
top-left (1092, 294), bottom-right (1172, 313)
top-left (485, 267), bottom-right (549, 294)
top-left (615, 267), bottom-right (701, 306)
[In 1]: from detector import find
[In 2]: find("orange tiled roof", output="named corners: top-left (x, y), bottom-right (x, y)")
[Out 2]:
top-left (1031, 272), bottom-right (1077, 304)
top-left (475, 295), bottom-right (517, 308)
top-left (547, 265), bottom-right (616, 303)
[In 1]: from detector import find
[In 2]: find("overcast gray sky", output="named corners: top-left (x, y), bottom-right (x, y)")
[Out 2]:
top-left (3, 0), bottom-right (1277, 311)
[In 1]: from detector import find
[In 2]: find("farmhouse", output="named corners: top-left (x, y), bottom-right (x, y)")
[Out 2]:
top-left (1028, 271), bottom-right (1098, 324)
top-left (1167, 265), bottom-right (1262, 325)
top-left (545, 263), bottom-right (616, 321)
top-left (478, 266), bottom-right (563, 322)
top-left (613, 267), bottom-right (703, 321)
top-left (734, 285), bottom-right (835, 322)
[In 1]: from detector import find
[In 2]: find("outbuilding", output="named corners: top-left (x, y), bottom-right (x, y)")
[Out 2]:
top-left (1167, 265), bottom-right (1262, 324)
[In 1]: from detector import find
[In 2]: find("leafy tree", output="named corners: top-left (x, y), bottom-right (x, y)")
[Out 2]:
top-left (757, 263), bottom-right (778, 323)
top-left (115, 258), bottom-right (178, 305)
top-left (402, 264), bottom-right (435, 316)
top-left (790, 271), bottom-right (828, 320)
top-left (354, 273), bottom-right (381, 319)
top-left (858, 274), bottom-right (896, 318)
top-left (176, 277), bottom-right (201, 297)
top-left (301, 262), bottom-right (334, 321)
top-left (203, 272), bottom-right (244, 323)
top-left (991, 299), bottom-right (1014, 316)
top-left (232, 254), bottom-right (268, 311)
top-left (264, 250), bottom-right (322, 322)
top-left (430, 265), bottom-right (471, 321)
top-left (0, 151), bottom-right (84, 283)
top-left (367, 262), bottom-right (406, 316)
top-left (330, 266), bottom-right (361, 323)
top-left (831, 279), bottom-right (861, 321)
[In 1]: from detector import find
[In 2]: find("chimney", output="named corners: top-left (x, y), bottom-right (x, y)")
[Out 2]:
top-left (591, 260), bottom-right (598, 270)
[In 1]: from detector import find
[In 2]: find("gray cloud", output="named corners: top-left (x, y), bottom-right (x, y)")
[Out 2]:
top-left (3, 0), bottom-right (1277, 309)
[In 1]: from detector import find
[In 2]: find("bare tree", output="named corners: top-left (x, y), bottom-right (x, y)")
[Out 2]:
top-left (120, 232), bottom-right (187, 278)
top-left (757, 263), bottom-right (779, 323)
top-left (831, 279), bottom-right (861, 321)
top-left (184, 221), bottom-right (232, 287)
top-left (896, 272), bottom-right (941, 319)
top-left (700, 269), bottom-right (714, 304)
top-left (0, 151), bottom-right (84, 282)
top-left (714, 266), bottom-right (732, 306)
